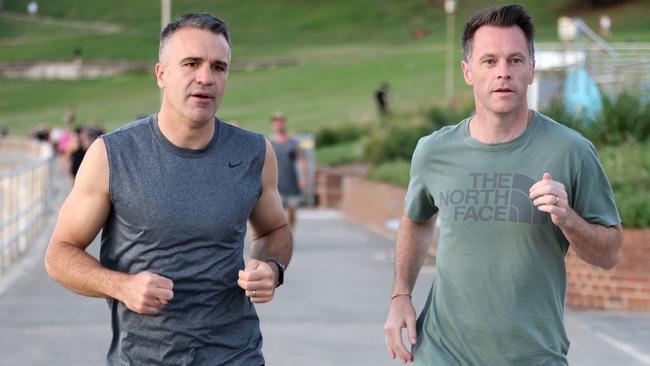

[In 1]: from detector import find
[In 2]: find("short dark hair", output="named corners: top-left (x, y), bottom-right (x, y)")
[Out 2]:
top-left (461, 5), bottom-right (535, 62)
top-left (159, 13), bottom-right (231, 62)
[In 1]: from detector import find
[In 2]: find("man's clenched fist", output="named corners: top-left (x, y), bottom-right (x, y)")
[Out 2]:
top-left (238, 259), bottom-right (277, 304)
top-left (119, 271), bottom-right (174, 315)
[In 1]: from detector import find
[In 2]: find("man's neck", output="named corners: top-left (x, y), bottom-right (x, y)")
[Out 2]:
top-left (157, 108), bottom-right (215, 150)
top-left (272, 133), bottom-right (290, 144)
top-left (468, 108), bottom-right (532, 144)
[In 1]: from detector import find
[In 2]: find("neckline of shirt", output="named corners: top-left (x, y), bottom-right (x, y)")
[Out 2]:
top-left (149, 114), bottom-right (222, 158)
top-left (462, 110), bottom-right (540, 152)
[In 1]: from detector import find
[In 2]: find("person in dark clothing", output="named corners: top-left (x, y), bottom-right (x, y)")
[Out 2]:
top-left (69, 126), bottom-right (103, 179)
top-left (44, 13), bottom-right (291, 366)
top-left (375, 82), bottom-right (390, 118)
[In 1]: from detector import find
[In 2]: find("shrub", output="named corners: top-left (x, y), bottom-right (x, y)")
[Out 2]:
top-left (366, 159), bottom-right (411, 187)
top-left (599, 140), bottom-right (650, 228)
top-left (315, 123), bottom-right (367, 147)
top-left (363, 105), bottom-right (472, 165)
top-left (315, 140), bottom-right (363, 166)
top-left (597, 91), bottom-right (650, 145)
top-left (426, 103), bottom-right (475, 131)
top-left (611, 184), bottom-right (650, 228)
top-left (362, 125), bottom-right (430, 164)
top-left (543, 100), bottom-right (594, 139)
top-left (544, 91), bottom-right (650, 146)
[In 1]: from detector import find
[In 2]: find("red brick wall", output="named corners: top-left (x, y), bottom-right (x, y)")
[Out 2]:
top-left (339, 176), bottom-right (650, 311)
top-left (316, 171), bottom-right (343, 208)
top-left (316, 165), bottom-right (367, 208)
top-left (566, 229), bottom-right (650, 311)
top-left (340, 176), bottom-right (406, 238)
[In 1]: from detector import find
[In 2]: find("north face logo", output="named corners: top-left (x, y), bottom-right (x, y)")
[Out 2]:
top-left (437, 173), bottom-right (549, 224)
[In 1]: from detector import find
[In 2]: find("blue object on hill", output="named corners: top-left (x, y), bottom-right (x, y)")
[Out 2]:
top-left (563, 66), bottom-right (602, 124)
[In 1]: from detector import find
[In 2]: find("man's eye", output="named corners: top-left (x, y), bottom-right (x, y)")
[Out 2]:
top-left (185, 62), bottom-right (198, 67)
top-left (483, 59), bottom-right (495, 65)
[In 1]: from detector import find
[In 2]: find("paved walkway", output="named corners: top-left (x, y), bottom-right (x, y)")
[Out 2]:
top-left (0, 177), bottom-right (649, 365)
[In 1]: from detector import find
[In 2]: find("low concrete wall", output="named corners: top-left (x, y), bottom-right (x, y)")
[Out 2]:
top-left (0, 60), bottom-right (151, 80)
top-left (339, 175), bottom-right (650, 311)
top-left (0, 58), bottom-right (300, 80)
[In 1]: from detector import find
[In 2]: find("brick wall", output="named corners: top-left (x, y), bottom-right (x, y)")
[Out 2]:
top-left (316, 165), bottom-right (367, 208)
top-left (340, 176), bottom-right (406, 238)
top-left (339, 175), bottom-right (650, 311)
top-left (566, 230), bottom-right (650, 311)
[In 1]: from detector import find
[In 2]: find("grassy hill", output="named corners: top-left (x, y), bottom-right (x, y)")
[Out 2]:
top-left (1, 0), bottom-right (649, 136)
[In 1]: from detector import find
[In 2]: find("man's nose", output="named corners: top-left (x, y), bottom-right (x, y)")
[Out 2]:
top-left (195, 64), bottom-right (214, 85)
top-left (496, 60), bottom-right (512, 80)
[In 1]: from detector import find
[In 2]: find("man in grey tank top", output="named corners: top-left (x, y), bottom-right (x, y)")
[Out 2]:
top-left (44, 13), bottom-right (292, 366)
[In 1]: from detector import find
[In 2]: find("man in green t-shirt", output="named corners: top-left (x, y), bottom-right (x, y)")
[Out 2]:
top-left (384, 5), bottom-right (623, 365)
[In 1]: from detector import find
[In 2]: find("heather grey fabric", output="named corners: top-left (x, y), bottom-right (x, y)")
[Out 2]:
top-left (101, 115), bottom-right (266, 366)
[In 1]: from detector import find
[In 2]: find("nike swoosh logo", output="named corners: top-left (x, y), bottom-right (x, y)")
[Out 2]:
top-left (228, 161), bottom-right (243, 168)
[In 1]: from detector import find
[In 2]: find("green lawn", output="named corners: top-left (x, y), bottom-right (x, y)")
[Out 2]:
top-left (1, 43), bottom-right (465, 136)
top-left (1, 0), bottom-right (650, 136)
top-left (2, 0), bottom-right (648, 62)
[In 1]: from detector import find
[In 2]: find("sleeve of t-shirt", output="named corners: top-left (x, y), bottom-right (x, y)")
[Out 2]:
top-left (404, 136), bottom-right (438, 221)
top-left (571, 141), bottom-right (621, 227)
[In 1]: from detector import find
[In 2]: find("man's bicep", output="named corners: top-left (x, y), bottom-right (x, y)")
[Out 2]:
top-left (52, 139), bottom-right (111, 249)
top-left (249, 140), bottom-right (288, 236)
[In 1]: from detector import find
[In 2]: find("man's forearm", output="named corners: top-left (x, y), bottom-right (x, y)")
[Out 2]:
top-left (45, 241), bottom-right (126, 300)
top-left (392, 214), bottom-right (435, 294)
top-left (561, 209), bottom-right (623, 269)
top-left (250, 224), bottom-right (293, 267)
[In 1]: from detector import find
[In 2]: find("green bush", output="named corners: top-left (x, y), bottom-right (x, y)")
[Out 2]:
top-left (611, 184), bottom-right (650, 228)
top-left (543, 91), bottom-right (650, 146)
top-left (363, 125), bottom-right (430, 164)
top-left (363, 105), bottom-right (472, 164)
top-left (366, 159), bottom-right (411, 187)
top-left (599, 140), bottom-right (650, 228)
top-left (315, 123), bottom-right (367, 148)
top-left (597, 91), bottom-right (650, 145)
top-left (315, 140), bottom-right (363, 166)
top-left (426, 103), bottom-right (474, 131)
top-left (543, 99), bottom-right (594, 139)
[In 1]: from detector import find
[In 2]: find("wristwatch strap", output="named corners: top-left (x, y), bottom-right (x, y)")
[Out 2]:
top-left (266, 258), bottom-right (285, 287)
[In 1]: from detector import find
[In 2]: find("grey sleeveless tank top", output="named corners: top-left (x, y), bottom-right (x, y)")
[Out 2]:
top-left (100, 115), bottom-right (265, 366)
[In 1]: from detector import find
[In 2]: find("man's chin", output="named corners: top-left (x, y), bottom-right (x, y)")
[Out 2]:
top-left (489, 101), bottom-right (525, 115)
top-left (185, 111), bottom-right (217, 126)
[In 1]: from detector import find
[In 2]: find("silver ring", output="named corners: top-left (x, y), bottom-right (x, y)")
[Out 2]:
top-left (252, 290), bottom-right (257, 297)
top-left (554, 195), bottom-right (560, 205)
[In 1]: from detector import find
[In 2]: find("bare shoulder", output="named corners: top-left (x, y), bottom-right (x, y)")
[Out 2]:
top-left (262, 139), bottom-right (277, 172)
top-left (50, 137), bottom-right (111, 250)
top-left (73, 137), bottom-right (109, 196)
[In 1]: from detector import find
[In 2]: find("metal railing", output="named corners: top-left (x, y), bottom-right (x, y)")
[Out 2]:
top-left (0, 139), bottom-right (54, 275)
top-left (537, 34), bottom-right (650, 98)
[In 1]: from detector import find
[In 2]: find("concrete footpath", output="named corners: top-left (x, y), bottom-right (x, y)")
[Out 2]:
top-left (0, 183), bottom-right (649, 365)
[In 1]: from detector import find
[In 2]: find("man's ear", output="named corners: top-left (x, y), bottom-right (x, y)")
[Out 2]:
top-left (155, 63), bottom-right (165, 89)
top-left (529, 60), bottom-right (535, 85)
top-left (461, 60), bottom-right (473, 86)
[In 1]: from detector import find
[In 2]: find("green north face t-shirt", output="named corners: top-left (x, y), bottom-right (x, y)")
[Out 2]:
top-left (405, 111), bottom-right (620, 366)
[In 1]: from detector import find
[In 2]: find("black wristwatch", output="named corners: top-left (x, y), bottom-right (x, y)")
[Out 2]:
top-left (266, 259), bottom-right (285, 288)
